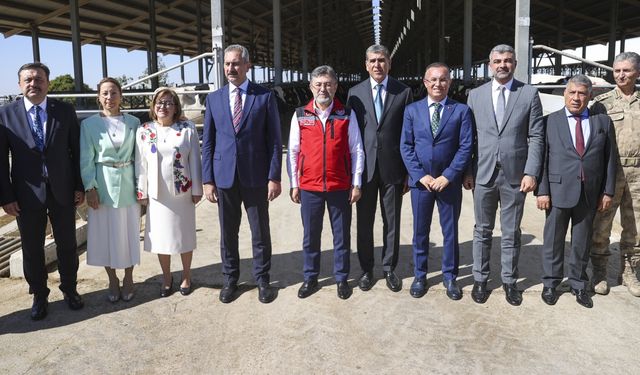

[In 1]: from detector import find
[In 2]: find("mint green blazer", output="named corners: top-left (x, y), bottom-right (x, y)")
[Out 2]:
top-left (80, 113), bottom-right (140, 208)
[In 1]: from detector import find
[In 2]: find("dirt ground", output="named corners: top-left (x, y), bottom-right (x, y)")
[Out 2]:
top-left (1, 178), bottom-right (639, 374)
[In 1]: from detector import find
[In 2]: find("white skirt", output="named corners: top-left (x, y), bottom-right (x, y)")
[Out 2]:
top-left (86, 204), bottom-right (141, 268)
top-left (143, 188), bottom-right (197, 255)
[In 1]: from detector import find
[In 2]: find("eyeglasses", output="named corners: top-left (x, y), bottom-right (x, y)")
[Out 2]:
top-left (155, 101), bottom-right (175, 108)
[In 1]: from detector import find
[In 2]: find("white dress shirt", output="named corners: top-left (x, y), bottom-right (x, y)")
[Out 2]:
top-left (492, 78), bottom-right (513, 115)
top-left (23, 96), bottom-right (48, 139)
top-left (288, 100), bottom-right (364, 189)
top-left (565, 108), bottom-right (591, 149)
top-left (370, 76), bottom-right (389, 105)
top-left (427, 96), bottom-right (447, 120)
top-left (228, 79), bottom-right (249, 115)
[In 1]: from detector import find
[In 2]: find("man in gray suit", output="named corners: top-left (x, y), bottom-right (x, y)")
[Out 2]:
top-left (464, 44), bottom-right (544, 306)
top-left (347, 44), bottom-right (413, 292)
top-left (536, 75), bottom-right (617, 308)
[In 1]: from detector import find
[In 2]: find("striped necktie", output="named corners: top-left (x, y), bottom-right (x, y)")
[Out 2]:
top-left (232, 87), bottom-right (243, 133)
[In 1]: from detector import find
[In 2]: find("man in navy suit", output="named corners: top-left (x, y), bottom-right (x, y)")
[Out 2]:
top-left (0, 62), bottom-right (85, 320)
top-left (536, 75), bottom-right (617, 308)
top-left (201, 45), bottom-right (282, 304)
top-left (400, 62), bottom-right (473, 299)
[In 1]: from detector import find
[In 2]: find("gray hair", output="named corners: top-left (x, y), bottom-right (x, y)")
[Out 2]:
top-left (365, 44), bottom-right (390, 60)
top-left (224, 44), bottom-right (250, 63)
top-left (613, 51), bottom-right (640, 71)
top-left (489, 44), bottom-right (516, 60)
top-left (310, 65), bottom-right (338, 82)
top-left (567, 74), bottom-right (593, 94)
top-left (424, 62), bottom-right (450, 77)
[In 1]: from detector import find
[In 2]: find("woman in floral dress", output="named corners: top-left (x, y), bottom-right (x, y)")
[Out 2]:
top-left (135, 88), bottom-right (202, 297)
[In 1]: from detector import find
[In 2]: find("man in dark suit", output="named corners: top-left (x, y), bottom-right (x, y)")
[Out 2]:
top-left (464, 44), bottom-right (545, 306)
top-left (201, 44), bottom-right (282, 304)
top-left (536, 74), bottom-right (617, 308)
top-left (0, 62), bottom-right (85, 320)
top-left (347, 44), bottom-right (413, 292)
top-left (400, 62), bottom-right (473, 299)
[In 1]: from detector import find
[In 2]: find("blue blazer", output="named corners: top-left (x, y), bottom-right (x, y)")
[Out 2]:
top-left (201, 81), bottom-right (282, 189)
top-left (400, 97), bottom-right (473, 190)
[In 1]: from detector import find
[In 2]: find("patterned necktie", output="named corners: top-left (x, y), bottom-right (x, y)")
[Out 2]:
top-left (431, 102), bottom-right (441, 135)
top-left (374, 83), bottom-right (383, 123)
top-left (495, 85), bottom-right (506, 128)
top-left (232, 87), bottom-right (243, 133)
top-left (32, 105), bottom-right (45, 151)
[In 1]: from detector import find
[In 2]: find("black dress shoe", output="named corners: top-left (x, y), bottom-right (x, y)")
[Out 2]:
top-left (409, 278), bottom-right (427, 298)
top-left (219, 283), bottom-right (238, 303)
top-left (31, 295), bottom-right (48, 321)
top-left (298, 279), bottom-right (318, 299)
top-left (337, 281), bottom-right (352, 300)
top-left (443, 279), bottom-right (462, 300)
top-left (384, 271), bottom-right (402, 292)
top-left (258, 283), bottom-right (277, 303)
top-left (503, 283), bottom-right (522, 306)
top-left (63, 291), bottom-right (84, 310)
top-left (571, 288), bottom-right (593, 308)
top-left (358, 271), bottom-right (374, 291)
top-left (541, 287), bottom-right (559, 305)
top-left (471, 281), bottom-right (489, 304)
top-left (179, 285), bottom-right (192, 296)
top-left (160, 277), bottom-right (174, 298)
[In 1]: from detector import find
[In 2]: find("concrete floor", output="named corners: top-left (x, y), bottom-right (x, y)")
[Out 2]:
top-left (1, 174), bottom-right (639, 374)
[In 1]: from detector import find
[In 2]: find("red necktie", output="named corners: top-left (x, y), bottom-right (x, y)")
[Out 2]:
top-left (233, 88), bottom-right (242, 133)
top-left (574, 115), bottom-right (585, 156)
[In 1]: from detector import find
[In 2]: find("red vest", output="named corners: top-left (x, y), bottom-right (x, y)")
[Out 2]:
top-left (296, 99), bottom-right (352, 192)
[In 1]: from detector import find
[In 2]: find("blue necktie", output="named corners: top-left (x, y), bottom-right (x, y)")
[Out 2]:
top-left (431, 102), bottom-right (441, 135)
top-left (374, 84), bottom-right (383, 123)
top-left (32, 106), bottom-right (45, 151)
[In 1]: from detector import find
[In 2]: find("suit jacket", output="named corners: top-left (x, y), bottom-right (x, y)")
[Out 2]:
top-left (80, 113), bottom-right (139, 208)
top-left (135, 120), bottom-right (203, 200)
top-left (201, 81), bottom-right (282, 189)
top-left (400, 97), bottom-right (473, 191)
top-left (537, 110), bottom-right (617, 208)
top-left (0, 98), bottom-right (83, 209)
top-left (467, 79), bottom-right (545, 185)
top-left (347, 76), bottom-right (413, 184)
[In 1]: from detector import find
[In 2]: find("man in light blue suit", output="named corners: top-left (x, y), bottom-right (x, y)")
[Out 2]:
top-left (400, 63), bottom-right (473, 299)
top-left (201, 44), bottom-right (282, 304)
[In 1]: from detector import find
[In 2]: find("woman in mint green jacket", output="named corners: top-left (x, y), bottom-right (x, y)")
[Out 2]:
top-left (80, 77), bottom-right (141, 302)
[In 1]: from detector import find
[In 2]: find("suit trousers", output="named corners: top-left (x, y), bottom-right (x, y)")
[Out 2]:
top-left (472, 166), bottom-right (526, 284)
top-left (542, 190), bottom-right (596, 290)
top-left (410, 186), bottom-right (461, 281)
top-left (300, 189), bottom-right (351, 282)
top-left (217, 175), bottom-right (271, 285)
top-left (16, 183), bottom-right (79, 296)
top-left (356, 164), bottom-right (403, 273)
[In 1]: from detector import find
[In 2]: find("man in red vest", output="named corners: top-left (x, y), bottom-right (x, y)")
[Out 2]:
top-left (288, 65), bottom-right (364, 300)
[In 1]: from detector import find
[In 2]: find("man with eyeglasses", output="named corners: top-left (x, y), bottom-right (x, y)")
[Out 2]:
top-left (201, 44), bottom-right (282, 304)
top-left (0, 62), bottom-right (85, 320)
top-left (287, 65), bottom-right (364, 300)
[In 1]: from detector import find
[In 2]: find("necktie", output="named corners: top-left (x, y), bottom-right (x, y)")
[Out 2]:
top-left (574, 115), bottom-right (585, 156)
top-left (431, 102), bottom-right (441, 136)
top-left (495, 85), bottom-right (506, 128)
top-left (374, 83), bottom-right (383, 123)
top-left (32, 105), bottom-right (45, 151)
top-left (232, 88), bottom-right (243, 133)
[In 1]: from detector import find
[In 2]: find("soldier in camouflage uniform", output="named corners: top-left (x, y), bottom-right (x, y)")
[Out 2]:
top-left (590, 51), bottom-right (640, 296)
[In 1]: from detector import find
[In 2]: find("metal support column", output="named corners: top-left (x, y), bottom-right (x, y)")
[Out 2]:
top-left (273, 0), bottom-right (282, 85)
top-left (179, 47), bottom-right (185, 84)
top-left (514, 0), bottom-right (531, 82)
top-left (317, 0), bottom-right (323, 64)
top-left (148, 0), bottom-right (159, 89)
top-left (69, 0), bottom-right (84, 92)
top-left (581, 40), bottom-right (587, 74)
top-left (30, 24), bottom-right (40, 62)
top-left (197, 1), bottom-right (204, 83)
top-left (438, 0), bottom-right (446, 62)
top-left (463, 0), bottom-right (472, 85)
top-left (301, 0), bottom-right (308, 82)
top-left (100, 34), bottom-right (108, 78)
top-left (211, 0), bottom-right (225, 89)
top-left (554, 0), bottom-right (564, 76)
top-left (607, 0), bottom-right (619, 81)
